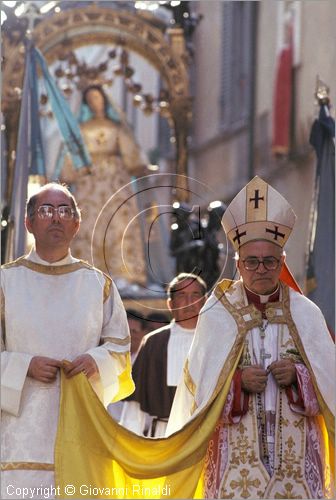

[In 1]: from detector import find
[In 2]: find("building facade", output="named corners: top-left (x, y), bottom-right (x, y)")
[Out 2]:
top-left (188, 0), bottom-right (335, 287)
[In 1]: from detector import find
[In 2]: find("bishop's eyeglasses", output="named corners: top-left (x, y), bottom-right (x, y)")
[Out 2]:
top-left (35, 205), bottom-right (76, 220)
top-left (241, 256), bottom-right (280, 271)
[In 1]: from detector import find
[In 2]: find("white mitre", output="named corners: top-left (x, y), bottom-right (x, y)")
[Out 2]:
top-left (221, 175), bottom-right (297, 251)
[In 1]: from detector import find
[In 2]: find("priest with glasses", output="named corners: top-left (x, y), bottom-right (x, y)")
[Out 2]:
top-left (1, 182), bottom-right (133, 497)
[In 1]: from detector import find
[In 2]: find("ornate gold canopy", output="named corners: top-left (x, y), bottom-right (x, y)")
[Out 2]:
top-left (2, 3), bottom-right (192, 201)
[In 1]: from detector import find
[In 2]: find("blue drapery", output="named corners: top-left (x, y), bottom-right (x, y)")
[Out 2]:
top-left (9, 42), bottom-right (91, 258)
top-left (33, 46), bottom-right (91, 169)
top-left (306, 104), bottom-right (335, 333)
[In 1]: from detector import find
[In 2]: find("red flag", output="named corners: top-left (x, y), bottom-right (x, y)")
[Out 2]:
top-left (272, 26), bottom-right (293, 155)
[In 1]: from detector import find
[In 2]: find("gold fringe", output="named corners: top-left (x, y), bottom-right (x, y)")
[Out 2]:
top-left (1, 462), bottom-right (54, 471)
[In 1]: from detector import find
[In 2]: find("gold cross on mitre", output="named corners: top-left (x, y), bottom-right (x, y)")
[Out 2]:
top-left (221, 176), bottom-right (296, 251)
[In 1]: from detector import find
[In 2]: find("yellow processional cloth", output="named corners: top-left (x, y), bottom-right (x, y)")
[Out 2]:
top-left (55, 278), bottom-right (334, 500)
top-left (54, 357), bottom-right (240, 499)
top-left (55, 364), bottom-right (334, 499)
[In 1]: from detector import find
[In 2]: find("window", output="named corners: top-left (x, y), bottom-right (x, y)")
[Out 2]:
top-left (220, 1), bottom-right (256, 130)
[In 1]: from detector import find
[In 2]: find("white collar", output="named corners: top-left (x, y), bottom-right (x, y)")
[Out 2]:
top-left (26, 247), bottom-right (79, 266)
top-left (244, 283), bottom-right (280, 303)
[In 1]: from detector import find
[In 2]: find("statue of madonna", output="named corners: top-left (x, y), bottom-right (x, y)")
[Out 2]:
top-left (61, 85), bottom-right (147, 288)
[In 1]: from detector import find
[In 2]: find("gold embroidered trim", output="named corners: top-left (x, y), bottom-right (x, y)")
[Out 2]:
top-left (179, 281), bottom-right (236, 413)
top-left (215, 285), bottom-right (263, 334)
top-left (184, 359), bottom-right (196, 397)
top-left (1, 255), bottom-right (27, 269)
top-left (209, 282), bottom-right (289, 407)
top-left (2, 257), bottom-right (103, 276)
top-left (264, 284), bottom-right (288, 325)
top-left (186, 281), bottom-right (250, 415)
top-left (281, 287), bottom-right (335, 443)
top-left (191, 400), bottom-right (198, 415)
top-left (264, 321), bottom-right (311, 497)
top-left (215, 278), bottom-right (236, 295)
top-left (209, 335), bottom-right (246, 407)
top-left (207, 281), bottom-right (263, 406)
top-left (1, 462), bottom-right (54, 471)
top-left (2, 258), bottom-right (112, 306)
top-left (104, 335), bottom-right (131, 346)
top-left (103, 275), bottom-right (112, 303)
top-left (220, 402), bottom-right (270, 498)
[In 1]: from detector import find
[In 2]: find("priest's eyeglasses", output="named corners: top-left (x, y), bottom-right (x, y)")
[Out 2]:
top-left (242, 256), bottom-right (280, 271)
top-left (36, 205), bottom-right (76, 220)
